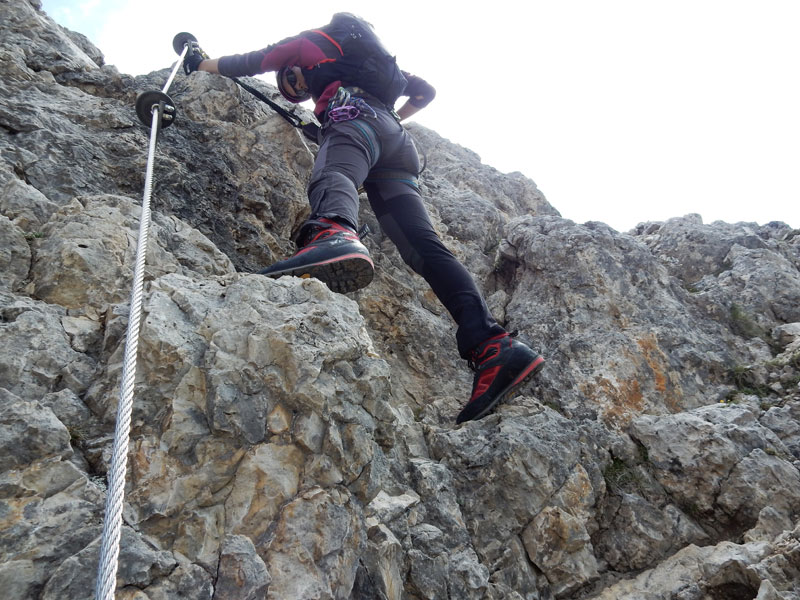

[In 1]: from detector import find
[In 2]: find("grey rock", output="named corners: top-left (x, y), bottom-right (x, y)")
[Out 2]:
top-left (0, 165), bottom-right (61, 230)
top-left (500, 216), bottom-right (750, 424)
top-left (521, 505), bottom-right (600, 595)
top-left (630, 403), bottom-right (800, 538)
top-left (359, 522), bottom-right (405, 600)
top-left (594, 494), bottom-right (709, 571)
top-left (0, 388), bottom-right (71, 471)
top-left (587, 539), bottom-right (775, 600)
top-left (2, 1), bottom-right (800, 598)
top-left (0, 559), bottom-right (38, 600)
top-left (141, 564), bottom-right (215, 600)
top-left (29, 194), bottom-right (234, 313)
top-left (366, 490), bottom-right (421, 524)
top-left (0, 215), bottom-right (29, 290)
top-left (0, 291), bottom-right (97, 397)
top-left (632, 214), bottom-right (770, 284)
top-left (264, 486), bottom-right (366, 599)
top-left (717, 448), bottom-right (800, 525)
top-left (772, 322), bottom-right (800, 348)
top-left (1, 466), bottom-right (103, 600)
top-left (224, 443), bottom-right (304, 541)
top-left (41, 527), bottom-right (177, 600)
top-left (215, 535), bottom-right (271, 600)
top-left (761, 402), bottom-right (800, 460)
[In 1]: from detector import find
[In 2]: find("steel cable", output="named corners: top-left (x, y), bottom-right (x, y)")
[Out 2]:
top-left (94, 44), bottom-right (187, 600)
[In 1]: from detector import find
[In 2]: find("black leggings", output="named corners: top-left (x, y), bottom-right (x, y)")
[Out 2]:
top-left (307, 101), bottom-right (505, 357)
top-left (367, 189), bottom-right (505, 357)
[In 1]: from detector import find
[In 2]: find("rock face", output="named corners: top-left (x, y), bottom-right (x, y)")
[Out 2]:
top-left (2, 1), bottom-right (800, 599)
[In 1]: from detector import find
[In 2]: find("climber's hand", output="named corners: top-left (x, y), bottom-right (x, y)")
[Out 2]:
top-left (183, 42), bottom-right (208, 75)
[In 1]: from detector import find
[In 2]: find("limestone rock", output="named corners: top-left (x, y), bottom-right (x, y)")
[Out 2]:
top-left (630, 403), bottom-right (800, 538)
top-left (29, 194), bottom-right (234, 312)
top-left (773, 322), bottom-right (800, 348)
top-left (499, 216), bottom-right (755, 427)
top-left (356, 522), bottom-right (404, 600)
top-left (264, 486), bottom-right (366, 600)
top-left (215, 535), bottom-right (271, 600)
top-left (41, 527), bottom-right (178, 600)
top-left (2, 1), bottom-right (800, 598)
top-left (0, 214), bottom-right (29, 290)
top-left (588, 532), bottom-right (800, 600)
top-left (0, 291), bottom-right (97, 398)
top-left (0, 388), bottom-right (72, 471)
top-left (521, 505), bottom-right (600, 595)
top-left (0, 166), bottom-right (61, 230)
top-left (593, 494), bottom-right (708, 571)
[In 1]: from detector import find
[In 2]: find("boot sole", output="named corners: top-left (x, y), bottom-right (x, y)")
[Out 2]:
top-left (456, 355), bottom-right (545, 424)
top-left (261, 253), bottom-right (375, 294)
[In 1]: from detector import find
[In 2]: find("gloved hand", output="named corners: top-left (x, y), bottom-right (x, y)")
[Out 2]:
top-left (183, 42), bottom-right (208, 75)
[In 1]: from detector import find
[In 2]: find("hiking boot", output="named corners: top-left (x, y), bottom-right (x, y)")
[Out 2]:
top-left (456, 333), bottom-right (545, 424)
top-left (258, 218), bottom-right (374, 293)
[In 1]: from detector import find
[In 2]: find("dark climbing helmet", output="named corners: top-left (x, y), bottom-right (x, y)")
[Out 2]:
top-left (277, 66), bottom-right (311, 103)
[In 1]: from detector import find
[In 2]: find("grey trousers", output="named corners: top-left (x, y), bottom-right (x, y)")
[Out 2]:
top-left (306, 101), bottom-right (505, 357)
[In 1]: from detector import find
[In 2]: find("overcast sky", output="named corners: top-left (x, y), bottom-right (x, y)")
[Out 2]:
top-left (42, 0), bottom-right (800, 232)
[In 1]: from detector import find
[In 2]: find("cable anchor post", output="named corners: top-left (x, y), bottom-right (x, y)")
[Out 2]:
top-left (135, 90), bottom-right (176, 131)
top-left (134, 32), bottom-right (193, 130)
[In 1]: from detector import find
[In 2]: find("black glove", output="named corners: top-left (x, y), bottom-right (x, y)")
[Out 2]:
top-left (183, 42), bottom-right (208, 75)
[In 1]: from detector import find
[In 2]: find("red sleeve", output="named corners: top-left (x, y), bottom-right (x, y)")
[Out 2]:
top-left (217, 33), bottom-right (328, 77)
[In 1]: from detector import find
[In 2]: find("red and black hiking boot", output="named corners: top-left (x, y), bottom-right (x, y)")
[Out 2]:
top-left (258, 218), bottom-right (374, 294)
top-left (456, 333), bottom-right (545, 424)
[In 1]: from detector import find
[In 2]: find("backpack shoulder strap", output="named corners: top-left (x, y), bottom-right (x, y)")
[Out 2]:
top-left (309, 29), bottom-right (344, 57)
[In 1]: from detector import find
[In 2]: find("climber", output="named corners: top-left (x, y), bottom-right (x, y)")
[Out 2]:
top-left (182, 13), bottom-right (544, 423)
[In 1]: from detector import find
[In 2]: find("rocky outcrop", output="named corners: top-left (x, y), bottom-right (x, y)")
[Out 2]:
top-left (2, 1), bottom-right (799, 599)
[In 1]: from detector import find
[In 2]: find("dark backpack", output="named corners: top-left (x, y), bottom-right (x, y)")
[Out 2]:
top-left (306, 13), bottom-right (408, 105)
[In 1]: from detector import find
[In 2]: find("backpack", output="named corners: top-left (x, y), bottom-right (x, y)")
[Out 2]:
top-left (306, 13), bottom-right (408, 105)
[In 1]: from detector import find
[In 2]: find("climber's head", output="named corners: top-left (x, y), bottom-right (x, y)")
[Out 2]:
top-left (277, 66), bottom-right (310, 103)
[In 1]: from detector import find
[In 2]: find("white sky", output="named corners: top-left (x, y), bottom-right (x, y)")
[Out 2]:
top-left (42, 0), bottom-right (800, 232)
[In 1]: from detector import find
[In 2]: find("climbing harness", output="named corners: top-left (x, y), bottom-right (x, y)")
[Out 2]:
top-left (325, 87), bottom-right (378, 123)
top-left (323, 86), bottom-right (427, 175)
top-left (328, 97), bottom-right (378, 123)
top-left (93, 37), bottom-right (188, 600)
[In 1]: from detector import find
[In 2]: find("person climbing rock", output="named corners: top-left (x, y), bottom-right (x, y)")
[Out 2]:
top-left (183, 12), bottom-right (544, 423)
